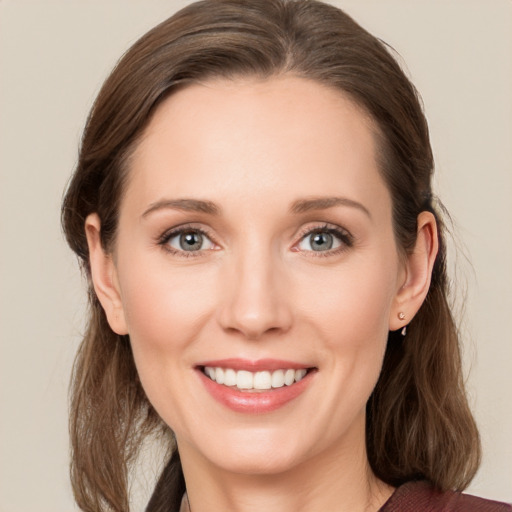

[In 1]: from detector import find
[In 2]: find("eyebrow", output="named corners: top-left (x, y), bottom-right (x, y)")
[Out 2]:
top-left (141, 195), bottom-right (371, 219)
top-left (142, 198), bottom-right (221, 217)
top-left (290, 196), bottom-right (371, 218)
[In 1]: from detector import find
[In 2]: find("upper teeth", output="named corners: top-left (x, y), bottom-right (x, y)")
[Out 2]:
top-left (204, 367), bottom-right (308, 390)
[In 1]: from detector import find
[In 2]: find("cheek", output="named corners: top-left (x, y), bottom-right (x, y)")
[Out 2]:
top-left (116, 255), bottom-right (218, 361)
top-left (299, 255), bottom-right (396, 411)
top-left (297, 256), bottom-right (397, 346)
top-left (115, 258), bottom-right (221, 428)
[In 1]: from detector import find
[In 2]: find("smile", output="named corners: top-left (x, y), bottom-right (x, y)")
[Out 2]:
top-left (196, 359), bottom-right (317, 413)
top-left (203, 366), bottom-right (309, 391)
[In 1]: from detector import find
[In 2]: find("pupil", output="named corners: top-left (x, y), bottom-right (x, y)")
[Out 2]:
top-left (311, 232), bottom-right (333, 251)
top-left (180, 232), bottom-right (202, 251)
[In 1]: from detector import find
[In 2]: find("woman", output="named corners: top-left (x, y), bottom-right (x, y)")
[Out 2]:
top-left (61, 1), bottom-right (511, 511)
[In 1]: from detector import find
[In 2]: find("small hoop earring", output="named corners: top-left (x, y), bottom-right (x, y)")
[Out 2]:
top-left (401, 326), bottom-right (407, 336)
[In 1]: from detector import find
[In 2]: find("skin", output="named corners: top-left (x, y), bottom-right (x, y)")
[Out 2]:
top-left (86, 76), bottom-right (438, 512)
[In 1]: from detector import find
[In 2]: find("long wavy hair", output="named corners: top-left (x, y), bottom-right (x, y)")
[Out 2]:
top-left (61, 1), bottom-right (481, 510)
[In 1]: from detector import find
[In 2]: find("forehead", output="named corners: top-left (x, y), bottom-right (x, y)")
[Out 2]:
top-left (124, 75), bottom-right (389, 216)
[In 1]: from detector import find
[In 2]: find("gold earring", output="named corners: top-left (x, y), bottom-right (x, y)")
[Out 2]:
top-left (398, 312), bottom-right (407, 336)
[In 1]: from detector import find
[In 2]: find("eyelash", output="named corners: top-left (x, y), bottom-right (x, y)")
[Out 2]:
top-left (295, 223), bottom-right (354, 257)
top-left (157, 223), bottom-right (354, 258)
top-left (157, 225), bottom-right (216, 258)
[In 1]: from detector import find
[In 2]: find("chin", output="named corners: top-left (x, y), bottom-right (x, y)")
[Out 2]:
top-left (195, 426), bottom-right (312, 476)
top-left (213, 449), bottom-right (302, 476)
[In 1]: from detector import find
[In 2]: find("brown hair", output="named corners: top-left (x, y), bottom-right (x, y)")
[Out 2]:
top-left (61, 1), bottom-right (480, 510)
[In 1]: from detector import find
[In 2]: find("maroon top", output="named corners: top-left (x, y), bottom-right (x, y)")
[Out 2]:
top-left (379, 481), bottom-right (511, 511)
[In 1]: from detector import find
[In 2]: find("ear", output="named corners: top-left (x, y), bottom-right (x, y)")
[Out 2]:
top-left (85, 213), bottom-right (128, 335)
top-left (389, 211), bottom-right (439, 331)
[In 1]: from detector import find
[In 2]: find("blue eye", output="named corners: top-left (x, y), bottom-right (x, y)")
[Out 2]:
top-left (165, 229), bottom-right (215, 252)
top-left (297, 227), bottom-right (350, 253)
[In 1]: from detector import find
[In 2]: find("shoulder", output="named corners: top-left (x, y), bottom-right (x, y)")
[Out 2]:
top-left (379, 481), bottom-right (512, 512)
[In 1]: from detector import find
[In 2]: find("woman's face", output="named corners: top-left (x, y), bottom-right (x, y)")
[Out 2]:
top-left (96, 76), bottom-right (409, 475)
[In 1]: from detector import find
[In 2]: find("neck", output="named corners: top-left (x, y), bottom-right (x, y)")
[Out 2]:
top-left (178, 417), bottom-right (394, 512)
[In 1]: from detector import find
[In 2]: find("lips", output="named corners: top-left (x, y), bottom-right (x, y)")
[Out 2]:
top-left (196, 359), bottom-right (316, 413)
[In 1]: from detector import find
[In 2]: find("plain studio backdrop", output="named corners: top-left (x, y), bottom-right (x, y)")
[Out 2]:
top-left (1, 1), bottom-right (511, 510)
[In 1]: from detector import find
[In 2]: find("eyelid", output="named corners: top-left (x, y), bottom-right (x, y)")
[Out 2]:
top-left (292, 222), bottom-right (354, 255)
top-left (157, 223), bottom-right (220, 257)
top-left (156, 221), bottom-right (353, 257)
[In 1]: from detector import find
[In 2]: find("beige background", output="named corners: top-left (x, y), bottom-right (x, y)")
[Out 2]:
top-left (1, 1), bottom-right (511, 510)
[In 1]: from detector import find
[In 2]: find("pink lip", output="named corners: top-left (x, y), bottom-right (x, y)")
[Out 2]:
top-left (196, 360), bottom-right (316, 414)
top-left (197, 358), bottom-right (311, 371)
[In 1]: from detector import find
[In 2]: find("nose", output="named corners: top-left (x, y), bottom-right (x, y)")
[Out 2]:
top-left (217, 249), bottom-right (293, 340)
